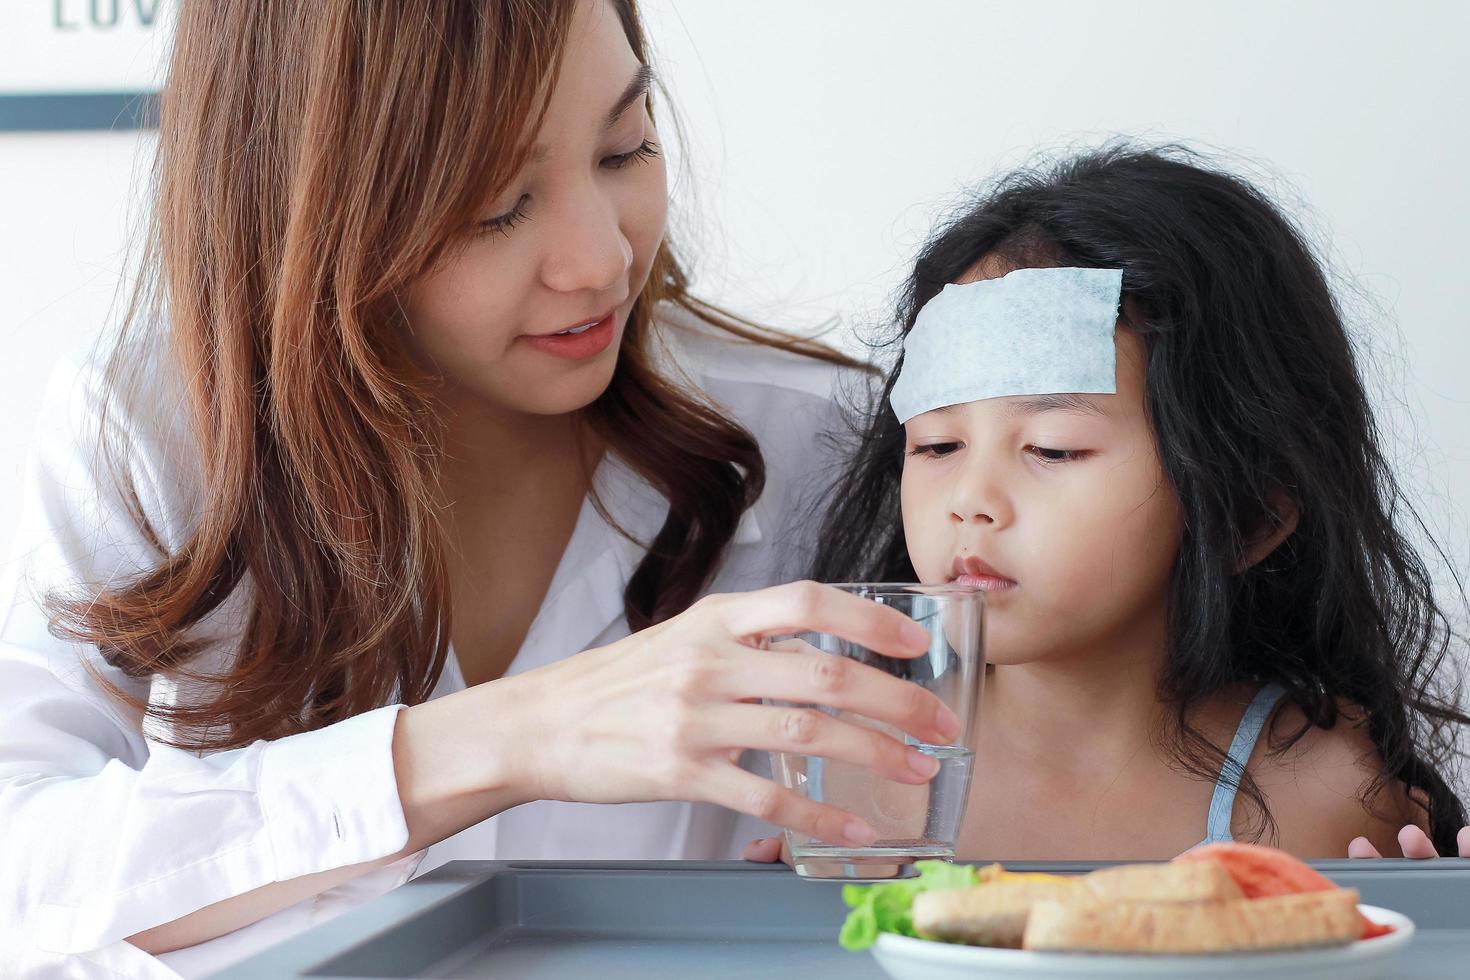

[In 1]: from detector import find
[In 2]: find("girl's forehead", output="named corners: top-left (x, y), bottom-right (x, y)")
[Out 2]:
top-left (890, 267), bottom-right (1124, 425)
top-left (957, 253), bottom-right (1025, 284)
top-left (905, 392), bottom-right (1113, 427)
top-left (903, 333), bottom-right (1151, 429)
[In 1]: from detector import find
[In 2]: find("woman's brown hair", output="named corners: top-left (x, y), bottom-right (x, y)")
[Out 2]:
top-left (49, 0), bottom-right (851, 751)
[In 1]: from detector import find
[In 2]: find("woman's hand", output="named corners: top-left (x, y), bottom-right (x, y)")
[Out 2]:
top-left (1347, 825), bottom-right (1470, 858)
top-left (742, 836), bottom-right (792, 865)
top-left (493, 581), bottom-right (960, 848)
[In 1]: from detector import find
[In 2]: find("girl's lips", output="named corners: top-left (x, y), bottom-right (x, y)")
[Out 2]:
top-left (521, 311), bottom-right (617, 360)
top-left (952, 573), bottom-right (1017, 592)
top-left (951, 556), bottom-right (1015, 591)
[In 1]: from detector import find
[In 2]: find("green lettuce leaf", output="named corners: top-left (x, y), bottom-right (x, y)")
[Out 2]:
top-left (837, 860), bottom-right (980, 951)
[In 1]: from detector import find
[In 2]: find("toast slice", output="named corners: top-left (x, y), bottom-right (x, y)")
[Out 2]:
top-left (913, 862), bottom-right (1244, 947)
top-left (913, 877), bottom-right (1084, 948)
top-left (1023, 887), bottom-right (1363, 954)
top-left (1083, 861), bottom-right (1244, 904)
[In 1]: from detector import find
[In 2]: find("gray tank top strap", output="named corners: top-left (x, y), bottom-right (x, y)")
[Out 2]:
top-left (1198, 682), bottom-right (1288, 846)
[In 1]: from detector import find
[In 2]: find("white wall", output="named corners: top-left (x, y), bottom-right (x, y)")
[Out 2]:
top-left (0, 0), bottom-right (170, 541)
top-left (2, 1), bottom-right (1466, 639)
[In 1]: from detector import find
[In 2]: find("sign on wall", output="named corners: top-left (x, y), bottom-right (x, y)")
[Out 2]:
top-left (0, 0), bottom-right (173, 131)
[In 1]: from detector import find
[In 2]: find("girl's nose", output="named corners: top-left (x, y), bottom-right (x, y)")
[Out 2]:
top-left (947, 464), bottom-right (1011, 527)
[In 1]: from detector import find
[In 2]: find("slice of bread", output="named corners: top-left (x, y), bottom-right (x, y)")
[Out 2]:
top-left (1083, 861), bottom-right (1244, 904)
top-left (913, 878), bottom-right (1084, 948)
top-left (1023, 887), bottom-right (1363, 954)
top-left (913, 863), bottom-right (1245, 947)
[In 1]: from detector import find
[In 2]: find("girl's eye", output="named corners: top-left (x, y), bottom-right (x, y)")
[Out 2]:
top-left (908, 442), bottom-right (962, 459)
top-left (1027, 445), bottom-right (1088, 463)
top-left (479, 195), bottom-right (530, 237)
top-left (602, 138), bottom-right (661, 170)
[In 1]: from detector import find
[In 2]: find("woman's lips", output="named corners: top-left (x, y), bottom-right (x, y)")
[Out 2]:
top-left (521, 310), bottom-right (617, 360)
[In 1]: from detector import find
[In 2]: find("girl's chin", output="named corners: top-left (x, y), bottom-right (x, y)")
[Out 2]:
top-left (984, 655), bottom-right (1038, 668)
top-left (980, 642), bottom-right (1062, 668)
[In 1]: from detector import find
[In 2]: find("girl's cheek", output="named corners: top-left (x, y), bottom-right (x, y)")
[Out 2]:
top-left (1028, 487), bottom-right (1115, 590)
top-left (900, 485), bottom-right (947, 580)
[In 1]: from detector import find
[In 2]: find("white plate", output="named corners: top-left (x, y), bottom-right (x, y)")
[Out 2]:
top-left (871, 904), bottom-right (1414, 980)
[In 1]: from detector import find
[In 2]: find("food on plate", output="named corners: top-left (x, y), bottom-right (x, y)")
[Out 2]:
top-left (837, 860), bottom-right (984, 950)
top-left (1176, 841), bottom-right (1394, 939)
top-left (910, 876), bottom-right (1083, 948)
top-left (1024, 886), bottom-right (1362, 953)
top-left (838, 844), bottom-right (1394, 954)
top-left (1175, 841), bottom-right (1345, 896)
top-left (1076, 859), bottom-right (1243, 904)
top-left (911, 860), bottom-right (1241, 948)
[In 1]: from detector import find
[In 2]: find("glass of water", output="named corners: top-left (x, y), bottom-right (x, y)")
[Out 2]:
top-left (766, 583), bottom-right (984, 880)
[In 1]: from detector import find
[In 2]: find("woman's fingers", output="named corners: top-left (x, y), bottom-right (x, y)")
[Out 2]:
top-left (702, 765), bottom-right (875, 848)
top-left (1347, 836), bottom-right (1383, 858)
top-left (764, 637), bottom-right (823, 656)
top-left (696, 703), bottom-right (940, 785)
top-left (743, 836), bottom-right (796, 866)
top-left (1459, 826), bottom-right (1470, 857)
top-left (708, 581), bottom-right (932, 659)
top-left (742, 837), bottom-right (783, 863)
top-left (1398, 825), bottom-right (1440, 859)
top-left (718, 645), bottom-right (960, 745)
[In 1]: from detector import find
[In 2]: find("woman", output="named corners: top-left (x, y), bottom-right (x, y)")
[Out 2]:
top-left (0, 2), bottom-right (957, 976)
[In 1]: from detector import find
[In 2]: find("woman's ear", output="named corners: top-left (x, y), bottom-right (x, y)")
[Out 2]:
top-left (1237, 489), bottom-right (1300, 572)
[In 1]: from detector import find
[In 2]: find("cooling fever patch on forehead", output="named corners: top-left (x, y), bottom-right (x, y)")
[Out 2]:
top-left (889, 266), bottom-right (1124, 424)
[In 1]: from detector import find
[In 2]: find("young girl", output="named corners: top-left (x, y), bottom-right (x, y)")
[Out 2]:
top-left (796, 146), bottom-right (1468, 859)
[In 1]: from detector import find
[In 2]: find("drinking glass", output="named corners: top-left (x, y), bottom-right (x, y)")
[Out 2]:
top-left (766, 583), bottom-right (984, 880)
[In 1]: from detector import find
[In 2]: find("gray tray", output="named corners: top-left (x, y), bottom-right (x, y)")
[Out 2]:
top-left (216, 859), bottom-right (1470, 978)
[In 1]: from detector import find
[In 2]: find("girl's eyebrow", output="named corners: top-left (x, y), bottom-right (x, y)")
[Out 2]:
top-left (605, 65), bottom-right (655, 128)
top-left (1006, 393), bottom-right (1108, 418)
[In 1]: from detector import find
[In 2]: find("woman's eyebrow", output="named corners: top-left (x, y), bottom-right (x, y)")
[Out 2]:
top-left (606, 65), bottom-right (655, 128)
top-left (1006, 393), bottom-right (1108, 418)
top-left (530, 65), bottom-right (655, 163)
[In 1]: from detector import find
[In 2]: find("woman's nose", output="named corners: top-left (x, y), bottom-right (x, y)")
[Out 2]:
top-left (540, 194), bottom-right (633, 296)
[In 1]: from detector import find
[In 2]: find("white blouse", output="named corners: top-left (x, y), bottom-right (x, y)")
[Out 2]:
top-left (0, 305), bottom-right (857, 978)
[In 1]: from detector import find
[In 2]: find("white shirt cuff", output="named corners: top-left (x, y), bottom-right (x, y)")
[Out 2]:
top-left (257, 704), bottom-right (410, 881)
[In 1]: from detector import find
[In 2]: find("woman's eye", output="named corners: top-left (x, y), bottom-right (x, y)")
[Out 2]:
top-left (909, 442), bottom-right (962, 459)
top-left (476, 138), bottom-right (660, 237)
top-left (602, 138), bottom-right (661, 170)
top-left (1027, 445), bottom-right (1087, 463)
top-left (479, 195), bottom-right (530, 237)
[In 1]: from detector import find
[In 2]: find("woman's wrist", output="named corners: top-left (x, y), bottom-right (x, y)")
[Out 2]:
top-left (390, 681), bottom-right (537, 853)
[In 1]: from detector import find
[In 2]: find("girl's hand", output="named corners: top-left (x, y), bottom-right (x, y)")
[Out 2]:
top-left (495, 581), bottom-right (960, 848)
top-left (1347, 825), bottom-right (1470, 858)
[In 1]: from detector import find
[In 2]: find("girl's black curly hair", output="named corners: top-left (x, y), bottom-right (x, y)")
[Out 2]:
top-left (813, 145), bottom-right (1468, 851)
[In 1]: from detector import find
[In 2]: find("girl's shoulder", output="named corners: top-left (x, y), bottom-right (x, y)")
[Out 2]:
top-left (1243, 693), bottom-right (1422, 857)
